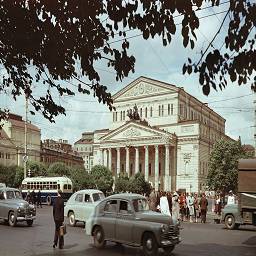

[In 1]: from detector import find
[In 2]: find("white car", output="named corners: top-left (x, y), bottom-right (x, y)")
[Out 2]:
top-left (64, 189), bottom-right (105, 226)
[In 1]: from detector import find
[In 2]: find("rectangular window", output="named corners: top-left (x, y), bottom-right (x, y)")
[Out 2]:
top-left (149, 163), bottom-right (151, 176)
top-left (168, 104), bottom-right (170, 115)
top-left (162, 105), bottom-right (164, 116)
top-left (139, 163), bottom-right (142, 173)
top-left (150, 107), bottom-right (153, 117)
top-left (145, 107), bottom-right (147, 118)
top-left (159, 105), bottom-right (161, 116)
top-left (140, 108), bottom-right (142, 118)
top-left (171, 104), bottom-right (173, 115)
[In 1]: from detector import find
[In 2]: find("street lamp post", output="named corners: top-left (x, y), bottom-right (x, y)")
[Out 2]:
top-left (24, 93), bottom-right (28, 179)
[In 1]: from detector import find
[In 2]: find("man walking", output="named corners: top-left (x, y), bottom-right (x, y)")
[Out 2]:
top-left (37, 188), bottom-right (42, 208)
top-left (53, 189), bottom-right (64, 249)
top-left (199, 193), bottom-right (208, 223)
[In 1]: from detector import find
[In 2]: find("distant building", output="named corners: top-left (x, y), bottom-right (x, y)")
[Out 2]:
top-left (74, 132), bottom-right (94, 171)
top-left (242, 144), bottom-right (255, 156)
top-left (41, 139), bottom-right (84, 167)
top-left (1, 113), bottom-right (41, 166)
top-left (0, 128), bottom-right (17, 166)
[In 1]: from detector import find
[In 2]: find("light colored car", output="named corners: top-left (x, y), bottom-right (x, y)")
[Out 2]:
top-left (0, 186), bottom-right (36, 227)
top-left (86, 193), bottom-right (181, 256)
top-left (64, 189), bottom-right (105, 226)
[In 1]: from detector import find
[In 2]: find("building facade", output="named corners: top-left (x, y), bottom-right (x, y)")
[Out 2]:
top-left (80, 77), bottom-right (231, 192)
top-left (74, 132), bottom-right (94, 171)
top-left (41, 139), bottom-right (84, 167)
top-left (1, 113), bottom-right (41, 166)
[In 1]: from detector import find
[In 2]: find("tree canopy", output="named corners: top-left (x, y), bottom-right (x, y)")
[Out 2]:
top-left (0, 0), bottom-right (255, 122)
top-left (207, 138), bottom-right (252, 193)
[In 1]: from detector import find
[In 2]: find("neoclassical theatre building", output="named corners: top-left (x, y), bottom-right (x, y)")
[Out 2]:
top-left (79, 77), bottom-right (231, 193)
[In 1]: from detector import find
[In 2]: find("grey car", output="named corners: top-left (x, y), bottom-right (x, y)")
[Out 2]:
top-left (86, 193), bottom-right (181, 256)
top-left (0, 186), bottom-right (36, 227)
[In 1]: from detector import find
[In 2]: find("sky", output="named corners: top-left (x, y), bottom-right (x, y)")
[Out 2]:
top-left (0, 2), bottom-right (255, 147)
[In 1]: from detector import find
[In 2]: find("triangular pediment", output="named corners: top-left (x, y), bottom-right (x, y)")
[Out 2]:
top-left (100, 121), bottom-right (170, 143)
top-left (113, 76), bottom-right (179, 102)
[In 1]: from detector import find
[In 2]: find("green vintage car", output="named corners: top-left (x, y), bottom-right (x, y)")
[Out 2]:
top-left (0, 186), bottom-right (36, 227)
top-left (86, 193), bottom-right (181, 256)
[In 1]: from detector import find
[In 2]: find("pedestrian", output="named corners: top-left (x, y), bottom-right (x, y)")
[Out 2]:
top-left (172, 192), bottom-right (180, 222)
top-left (31, 190), bottom-right (36, 205)
top-left (53, 189), bottom-right (65, 249)
top-left (149, 188), bottom-right (157, 211)
top-left (37, 188), bottom-right (42, 208)
top-left (178, 192), bottom-right (186, 221)
top-left (227, 190), bottom-right (235, 205)
top-left (193, 193), bottom-right (199, 223)
top-left (26, 190), bottom-right (31, 204)
top-left (186, 193), bottom-right (194, 222)
top-left (159, 191), bottom-right (171, 217)
top-left (199, 193), bottom-right (208, 223)
top-left (167, 191), bottom-right (172, 214)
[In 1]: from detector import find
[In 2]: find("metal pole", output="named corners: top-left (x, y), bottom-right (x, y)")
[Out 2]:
top-left (24, 94), bottom-right (28, 179)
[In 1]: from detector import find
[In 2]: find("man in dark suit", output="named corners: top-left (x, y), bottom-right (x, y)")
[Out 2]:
top-left (53, 189), bottom-right (64, 249)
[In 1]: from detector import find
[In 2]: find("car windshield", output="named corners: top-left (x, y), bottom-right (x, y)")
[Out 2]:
top-left (92, 193), bottom-right (105, 202)
top-left (132, 198), bottom-right (150, 212)
top-left (6, 190), bottom-right (22, 199)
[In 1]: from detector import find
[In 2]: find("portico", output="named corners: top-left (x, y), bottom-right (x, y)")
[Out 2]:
top-left (99, 121), bottom-right (177, 191)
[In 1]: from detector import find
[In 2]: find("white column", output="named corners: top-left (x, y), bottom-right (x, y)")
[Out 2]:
top-left (116, 147), bottom-right (120, 176)
top-left (164, 144), bottom-right (170, 191)
top-left (144, 145), bottom-right (149, 181)
top-left (108, 148), bottom-right (112, 171)
top-left (154, 145), bottom-right (159, 191)
top-left (103, 149), bottom-right (108, 167)
top-left (100, 149), bottom-right (103, 165)
top-left (125, 147), bottom-right (130, 177)
top-left (135, 147), bottom-right (139, 174)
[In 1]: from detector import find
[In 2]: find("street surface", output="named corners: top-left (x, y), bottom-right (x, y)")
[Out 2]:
top-left (0, 206), bottom-right (255, 256)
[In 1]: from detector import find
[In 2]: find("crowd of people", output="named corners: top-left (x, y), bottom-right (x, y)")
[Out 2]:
top-left (148, 189), bottom-right (209, 223)
top-left (25, 189), bottom-right (42, 208)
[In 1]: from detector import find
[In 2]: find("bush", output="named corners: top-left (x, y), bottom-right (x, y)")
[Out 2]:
top-left (115, 173), bottom-right (130, 193)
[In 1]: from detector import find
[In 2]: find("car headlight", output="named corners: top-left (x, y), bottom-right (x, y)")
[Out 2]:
top-left (161, 224), bottom-right (169, 233)
top-left (17, 207), bottom-right (21, 213)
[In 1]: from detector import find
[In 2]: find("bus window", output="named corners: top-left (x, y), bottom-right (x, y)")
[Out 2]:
top-left (64, 184), bottom-right (68, 190)
top-left (68, 185), bottom-right (72, 190)
top-left (58, 184), bottom-right (60, 189)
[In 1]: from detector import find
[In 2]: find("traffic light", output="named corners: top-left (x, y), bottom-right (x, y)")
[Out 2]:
top-left (28, 169), bottom-right (31, 177)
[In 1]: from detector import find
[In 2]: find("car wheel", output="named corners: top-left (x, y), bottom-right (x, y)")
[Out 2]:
top-left (27, 220), bottom-right (33, 227)
top-left (225, 214), bottom-right (237, 230)
top-left (163, 245), bottom-right (175, 255)
top-left (68, 211), bottom-right (76, 226)
top-left (93, 226), bottom-right (106, 249)
top-left (142, 233), bottom-right (158, 256)
top-left (46, 196), bottom-right (52, 206)
top-left (8, 211), bottom-right (17, 227)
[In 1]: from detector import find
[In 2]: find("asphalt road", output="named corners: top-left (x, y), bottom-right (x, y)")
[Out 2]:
top-left (0, 206), bottom-right (255, 256)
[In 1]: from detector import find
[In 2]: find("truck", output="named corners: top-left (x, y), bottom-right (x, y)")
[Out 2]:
top-left (221, 158), bottom-right (256, 229)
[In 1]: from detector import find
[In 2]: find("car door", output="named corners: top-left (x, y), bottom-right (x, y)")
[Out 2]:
top-left (74, 193), bottom-right (84, 221)
top-left (0, 191), bottom-right (5, 218)
top-left (101, 199), bottom-right (117, 240)
top-left (115, 200), bottom-right (134, 243)
top-left (82, 193), bottom-right (93, 221)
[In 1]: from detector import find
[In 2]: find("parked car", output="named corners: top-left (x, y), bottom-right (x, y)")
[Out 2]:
top-left (0, 186), bottom-right (36, 227)
top-left (86, 193), bottom-right (181, 256)
top-left (64, 189), bottom-right (105, 226)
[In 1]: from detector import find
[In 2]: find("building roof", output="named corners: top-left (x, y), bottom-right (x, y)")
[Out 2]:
top-left (8, 113), bottom-right (40, 132)
top-left (74, 139), bottom-right (94, 145)
top-left (94, 128), bottom-right (109, 133)
top-left (0, 129), bottom-right (15, 147)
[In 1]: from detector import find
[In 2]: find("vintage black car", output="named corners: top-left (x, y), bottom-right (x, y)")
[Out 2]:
top-left (0, 185), bottom-right (36, 227)
top-left (86, 193), bottom-right (181, 256)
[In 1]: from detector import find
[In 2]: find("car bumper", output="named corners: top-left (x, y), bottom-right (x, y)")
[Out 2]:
top-left (17, 215), bottom-right (36, 221)
top-left (161, 236), bottom-right (181, 247)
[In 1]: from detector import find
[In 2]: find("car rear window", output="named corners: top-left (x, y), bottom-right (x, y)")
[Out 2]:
top-left (92, 193), bottom-right (105, 202)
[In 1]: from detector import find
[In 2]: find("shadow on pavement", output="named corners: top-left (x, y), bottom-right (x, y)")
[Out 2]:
top-left (31, 241), bottom-right (256, 256)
